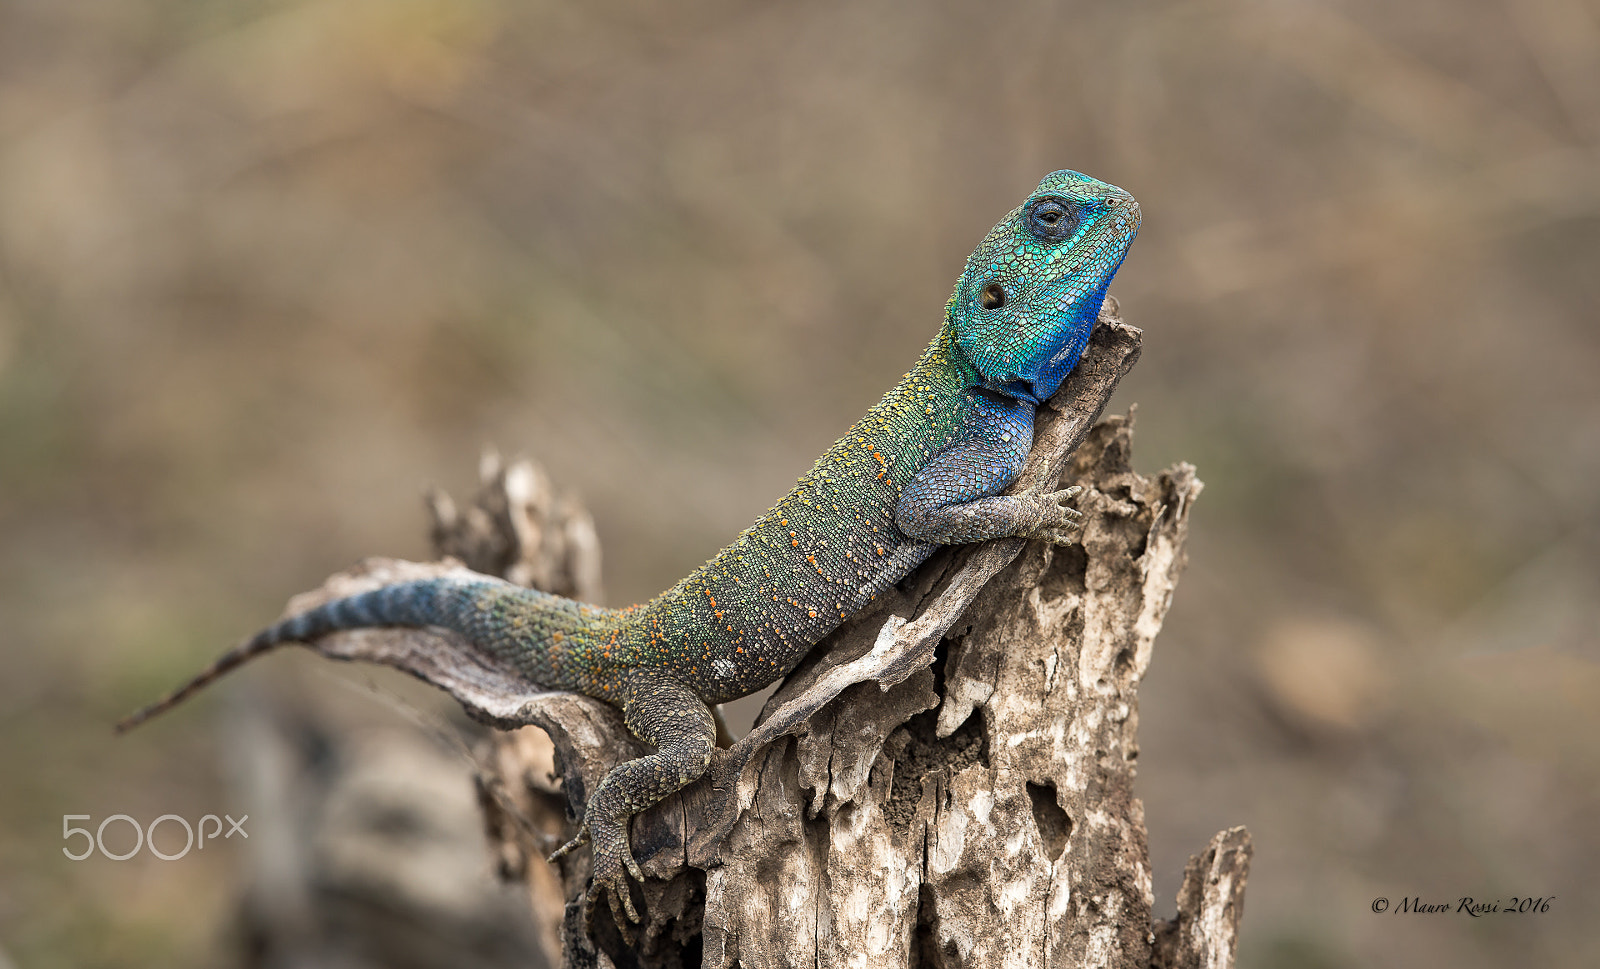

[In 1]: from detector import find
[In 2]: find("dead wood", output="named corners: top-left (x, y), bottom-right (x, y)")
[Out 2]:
top-left (260, 303), bottom-right (1250, 967)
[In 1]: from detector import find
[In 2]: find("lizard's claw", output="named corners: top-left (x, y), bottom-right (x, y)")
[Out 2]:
top-left (1020, 484), bottom-right (1085, 546)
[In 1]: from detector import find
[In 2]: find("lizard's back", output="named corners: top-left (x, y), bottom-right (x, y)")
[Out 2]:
top-left (625, 333), bottom-right (975, 703)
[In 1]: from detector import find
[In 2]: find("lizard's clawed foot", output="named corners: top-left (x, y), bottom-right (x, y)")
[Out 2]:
top-left (549, 819), bottom-right (647, 940)
top-left (1020, 484), bottom-right (1085, 546)
top-left (590, 836), bottom-right (645, 939)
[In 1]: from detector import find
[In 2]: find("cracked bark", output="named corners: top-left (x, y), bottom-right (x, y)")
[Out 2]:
top-left (263, 305), bottom-right (1251, 968)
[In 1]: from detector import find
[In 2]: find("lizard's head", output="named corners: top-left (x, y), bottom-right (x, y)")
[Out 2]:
top-left (947, 170), bottom-right (1139, 404)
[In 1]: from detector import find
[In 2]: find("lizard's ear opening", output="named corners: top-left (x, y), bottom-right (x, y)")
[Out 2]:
top-left (979, 283), bottom-right (1006, 310)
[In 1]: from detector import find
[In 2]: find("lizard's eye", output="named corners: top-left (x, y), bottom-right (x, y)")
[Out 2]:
top-left (979, 283), bottom-right (1006, 310)
top-left (1026, 199), bottom-right (1078, 243)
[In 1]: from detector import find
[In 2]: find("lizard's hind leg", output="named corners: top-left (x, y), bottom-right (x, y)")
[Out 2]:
top-left (550, 672), bottom-right (716, 932)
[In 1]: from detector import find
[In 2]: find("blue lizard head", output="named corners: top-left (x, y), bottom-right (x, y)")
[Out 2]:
top-left (946, 171), bottom-right (1139, 404)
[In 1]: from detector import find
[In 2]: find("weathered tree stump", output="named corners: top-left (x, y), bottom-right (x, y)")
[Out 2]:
top-left (264, 306), bottom-right (1250, 968)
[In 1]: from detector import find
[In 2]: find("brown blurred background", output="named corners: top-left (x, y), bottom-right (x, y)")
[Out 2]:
top-left (2, 0), bottom-right (1598, 966)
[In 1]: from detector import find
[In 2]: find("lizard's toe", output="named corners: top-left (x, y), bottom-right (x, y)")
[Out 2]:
top-left (579, 878), bottom-right (637, 944)
top-left (623, 851), bottom-right (646, 886)
top-left (547, 827), bottom-right (589, 863)
top-left (1047, 487), bottom-right (1083, 510)
top-left (592, 862), bottom-right (641, 939)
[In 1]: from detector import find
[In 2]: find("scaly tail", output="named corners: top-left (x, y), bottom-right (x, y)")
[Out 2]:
top-left (115, 575), bottom-right (577, 733)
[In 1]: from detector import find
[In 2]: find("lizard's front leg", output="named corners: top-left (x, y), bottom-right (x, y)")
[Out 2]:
top-left (895, 393), bottom-right (1084, 546)
top-left (549, 671), bottom-right (716, 933)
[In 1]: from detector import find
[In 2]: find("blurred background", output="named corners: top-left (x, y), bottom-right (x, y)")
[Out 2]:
top-left (2, 0), bottom-right (1598, 966)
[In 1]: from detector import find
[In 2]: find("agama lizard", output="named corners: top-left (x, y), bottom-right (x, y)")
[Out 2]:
top-left (119, 170), bottom-right (1140, 929)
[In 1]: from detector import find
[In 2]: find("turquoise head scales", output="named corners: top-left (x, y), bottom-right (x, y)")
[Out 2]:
top-left (947, 170), bottom-right (1139, 403)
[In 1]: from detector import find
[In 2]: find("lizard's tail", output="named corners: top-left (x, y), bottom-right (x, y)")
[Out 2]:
top-left (115, 576), bottom-right (564, 733)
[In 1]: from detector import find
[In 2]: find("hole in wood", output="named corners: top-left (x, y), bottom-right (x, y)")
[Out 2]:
top-left (1025, 780), bottom-right (1071, 861)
